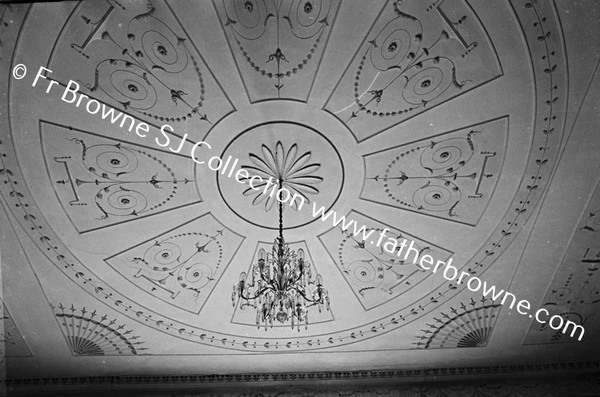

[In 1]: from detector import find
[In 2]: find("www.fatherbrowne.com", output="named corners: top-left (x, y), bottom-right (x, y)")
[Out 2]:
top-left (21, 65), bottom-right (585, 341)
top-left (309, 203), bottom-right (585, 341)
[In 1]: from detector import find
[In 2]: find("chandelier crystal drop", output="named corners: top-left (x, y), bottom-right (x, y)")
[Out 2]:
top-left (232, 178), bottom-right (330, 331)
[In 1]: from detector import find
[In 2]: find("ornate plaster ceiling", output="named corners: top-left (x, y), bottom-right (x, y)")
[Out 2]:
top-left (1, 0), bottom-right (600, 383)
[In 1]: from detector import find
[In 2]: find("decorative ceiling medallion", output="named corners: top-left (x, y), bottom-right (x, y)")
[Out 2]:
top-left (241, 141), bottom-right (323, 212)
top-left (217, 121), bottom-right (344, 230)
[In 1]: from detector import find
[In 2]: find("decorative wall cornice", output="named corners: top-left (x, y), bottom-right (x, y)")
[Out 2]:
top-left (6, 360), bottom-right (600, 388)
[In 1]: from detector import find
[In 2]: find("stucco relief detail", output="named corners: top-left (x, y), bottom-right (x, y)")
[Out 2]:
top-left (0, 0), bottom-right (568, 352)
top-left (324, 0), bottom-right (502, 142)
top-left (362, 117), bottom-right (507, 225)
top-left (41, 121), bottom-right (200, 232)
top-left (215, 0), bottom-right (341, 102)
top-left (105, 213), bottom-right (244, 313)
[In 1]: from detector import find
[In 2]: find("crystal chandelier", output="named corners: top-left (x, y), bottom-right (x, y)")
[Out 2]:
top-left (232, 178), bottom-right (330, 331)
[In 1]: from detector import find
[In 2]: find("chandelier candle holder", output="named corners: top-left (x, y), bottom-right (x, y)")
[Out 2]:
top-left (232, 178), bottom-right (330, 331)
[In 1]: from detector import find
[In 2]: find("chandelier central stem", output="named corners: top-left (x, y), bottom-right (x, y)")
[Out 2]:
top-left (278, 177), bottom-right (284, 245)
top-left (278, 178), bottom-right (285, 279)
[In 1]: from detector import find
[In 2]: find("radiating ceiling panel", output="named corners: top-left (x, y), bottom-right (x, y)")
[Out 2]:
top-left (214, 0), bottom-right (341, 102)
top-left (48, 0), bottom-right (235, 139)
top-left (41, 120), bottom-right (201, 232)
top-left (323, 0), bottom-right (502, 142)
top-left (105, 213), bottom-right (244, 314)
top-left (318, 210), bottom-right (453, 311)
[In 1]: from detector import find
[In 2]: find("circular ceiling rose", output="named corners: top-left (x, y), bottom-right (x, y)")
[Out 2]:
top-left (0, 0), bottom-right (568, 353)
top-left (217, 120), bottom-right (344, 230)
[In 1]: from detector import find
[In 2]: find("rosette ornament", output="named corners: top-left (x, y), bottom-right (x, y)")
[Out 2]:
top-left (241, 141), bottom-right (323, 211)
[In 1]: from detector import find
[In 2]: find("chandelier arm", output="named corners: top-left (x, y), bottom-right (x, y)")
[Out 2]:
top-left (239, 286), bottom-right (273, 301)
top-left (290, 285), bottom-right (319, 303)
top-left (258, 269), bottom-right (271, 285)
top-left (288, 271), bottom-right (303, 286)
top-left (295, 265), bottom-right (305, 283)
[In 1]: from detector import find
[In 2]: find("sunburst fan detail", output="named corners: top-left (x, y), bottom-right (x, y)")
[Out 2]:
top-left (414, 298), bottom-right (501, 349)
top-left (52, 303), bottom-right (147, 355)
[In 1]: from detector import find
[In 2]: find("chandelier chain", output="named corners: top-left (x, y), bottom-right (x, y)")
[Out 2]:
top-left (278, 178), bottom-right (284, 243)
